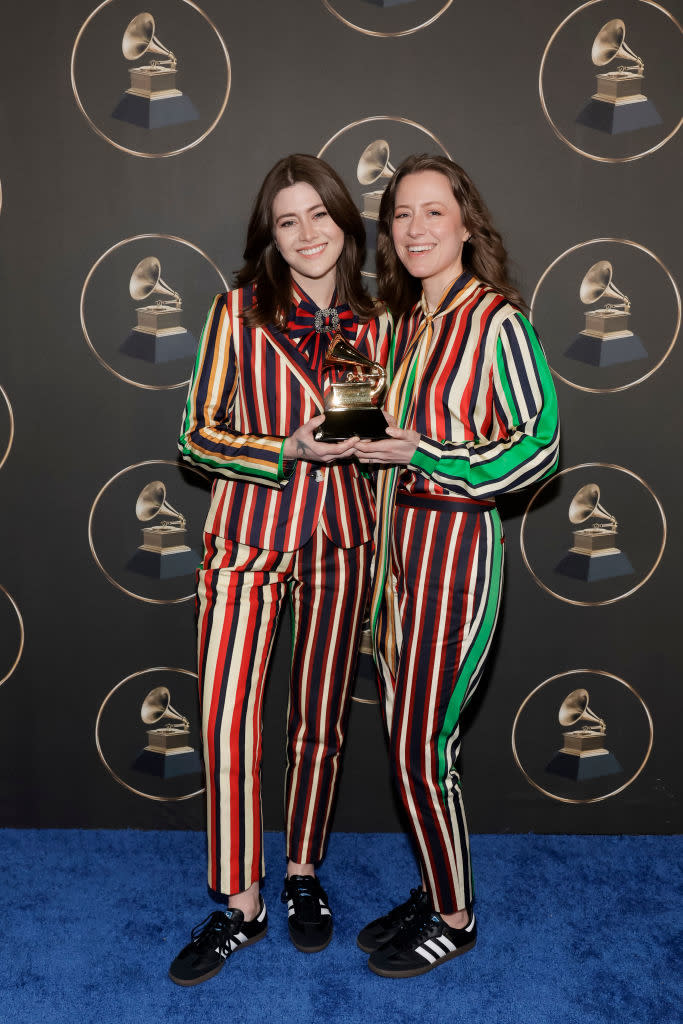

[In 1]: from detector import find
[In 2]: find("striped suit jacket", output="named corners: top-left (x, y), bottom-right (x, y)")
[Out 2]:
top-left (371, 271), bottom-right (560, 637)
top-left (179, 285), bottom-right (392, 552)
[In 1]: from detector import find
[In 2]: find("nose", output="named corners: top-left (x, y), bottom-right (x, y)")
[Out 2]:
top-left (406, 213), bottom-right (425, 238)
top-left (299, 215), bottom-right (317, 242)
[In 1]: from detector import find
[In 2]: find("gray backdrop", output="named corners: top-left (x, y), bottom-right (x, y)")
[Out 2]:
top-left (0, 0), bottom-right (680, 836)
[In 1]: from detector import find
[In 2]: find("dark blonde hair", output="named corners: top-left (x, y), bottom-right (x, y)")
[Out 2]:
top-left (235, 154), bottom-right (377, 327)
top-left (376, 154), bottom-right (526, 318)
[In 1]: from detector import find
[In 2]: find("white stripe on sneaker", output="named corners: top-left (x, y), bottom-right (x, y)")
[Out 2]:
top-left (414, 945), bottom-right (437, 964)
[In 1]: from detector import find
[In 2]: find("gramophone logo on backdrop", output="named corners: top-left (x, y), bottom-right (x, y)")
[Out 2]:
top-left (96, 667), bottom-right (204, 802)
top-left (122, 257), bottom-right (197, 364)
top-left (576, 19), bottom-right (661, 134)
top-left (554, 483), bottom-right (634, 582)
top-left (127, 480), bottom-right (199, 580)
top-left (111, 12), bottom-right (199, 129)
top-left (71, 0), bottom-right (231, 158)
top-left (81, 234), bottom-right (227, 390)
top-left (539, 0), bottom-right (681, 162)
top-left (520, 463), bottom-right (666, 607)
top-left (0, 584), bottom-right (24, 690)
top-left (530, 239), bottom-right (680, 394)
top-left (88, 459), bottom-right (209, 604)
top-left (319, 118), bottom-right (450, 279)
top-left (322, 0), bottom-right (453, 38)
top-left (512, 670), bottom-right (653, 804)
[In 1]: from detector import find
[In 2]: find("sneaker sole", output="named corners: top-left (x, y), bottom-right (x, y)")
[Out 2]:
top-left (168, 928), bottom-right (267, 986)
top-left (367, 937), bottom-right (476, 979)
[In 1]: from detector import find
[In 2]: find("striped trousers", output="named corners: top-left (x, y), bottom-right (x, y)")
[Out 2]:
top-left (376, 493), bottom-right (504, 914)
top-left (197, 523), bottom-right (369, 897)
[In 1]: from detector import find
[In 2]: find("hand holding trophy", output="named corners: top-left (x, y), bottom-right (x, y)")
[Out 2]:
top-left (313, 332), bottom-right (388, 442)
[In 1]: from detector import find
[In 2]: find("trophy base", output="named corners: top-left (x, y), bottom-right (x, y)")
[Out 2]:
top-left (545, 750), bottom-right (622, 781)
top-left (111, 91), bottom-right (199, 130)
top-left (575, 97), bottom-right (662, 135)
top-left (554, 550), bottom-right (634, 582)
top-left (120, 328), bottom-right (197, 364)
top-left (132, 747), bottom-right (202, 778)
top-left (314, 408), bottom-right (388, 443)
top-left (126, 546), bottom-right (200, 580)
top-left (565, 333), bottom-right (647, 367)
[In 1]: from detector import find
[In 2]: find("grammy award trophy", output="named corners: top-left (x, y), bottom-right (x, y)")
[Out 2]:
top-left (313, 333), bottom-right (388, 442)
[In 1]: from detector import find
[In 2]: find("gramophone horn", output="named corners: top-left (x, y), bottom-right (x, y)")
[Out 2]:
top-left (129, 257), bottom-right (181, 305)
top-left (357, 140), bottom-right (396, 187)
top-left (122, 13), bottom-right (175, 63)
top-left (135, 480), bottom-right (186, 526)
top-left (324, 333), bottom-right (386, 402)
top-left (558, 688), bottom-right (606, 732)
top-left (591, 19), bottom-right (643, 70)
top-left (579, 261), bottom-right (629, 310)
top-left (140, 686), bottom-right (189, 728)
top-left (568, 484), bottom-right (617, 529)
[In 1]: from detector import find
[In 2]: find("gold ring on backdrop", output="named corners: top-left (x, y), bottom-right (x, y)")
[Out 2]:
top-left (530, 238), bottom-right (680, 394)
top-left (95, 666), bottom-right (204, 802)
top-left (321, 0), bottom-right (454, 38)
top-left (0, 385), bottom-right (15, 472)
top-left (0, 584), bottom-right (25, 688)
top-left (80, 234), bottom-right (228, 390)
top-left (539, 0), bottom-right (682, 163)
top-left (520, 462), bottom-right (667, 607)
top-left (88, 458), bottom-right (209, 604)
top-left (71, 0), bottom-right (231, 159)
top-left (512, 669), bottom-right (653, 804)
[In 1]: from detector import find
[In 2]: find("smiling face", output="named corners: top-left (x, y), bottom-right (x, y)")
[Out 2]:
top-left (391, 170), bottom-right (471, 307)
top-left (272, 181), bottom-right (345, 301)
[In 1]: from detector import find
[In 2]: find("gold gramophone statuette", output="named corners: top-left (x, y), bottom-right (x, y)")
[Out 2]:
top-left (314, 332), bottom-right (388, 442)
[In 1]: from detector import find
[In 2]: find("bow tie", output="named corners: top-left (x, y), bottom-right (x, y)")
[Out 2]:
top-left (286, 300), bottom-right (356, 347)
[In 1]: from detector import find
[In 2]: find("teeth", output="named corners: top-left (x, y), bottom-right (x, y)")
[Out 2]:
top-left (408, 245), bottom-right (433, 253)
top-left (299, 244), bottom-right (325, 256)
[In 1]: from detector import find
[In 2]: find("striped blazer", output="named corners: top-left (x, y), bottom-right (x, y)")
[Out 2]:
top-left (179, 285), bottom-right (392, 552)
top-left (371, 272), bottom-right (560, 631)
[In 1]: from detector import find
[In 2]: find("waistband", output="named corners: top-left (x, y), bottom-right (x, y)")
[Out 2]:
top-left (396, 491), bottom-right (496, 513)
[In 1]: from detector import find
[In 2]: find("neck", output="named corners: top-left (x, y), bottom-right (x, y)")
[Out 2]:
top-left (422, 262), bottom-right (465, 313)
top-left (291, 268), bottom-right (337, 310)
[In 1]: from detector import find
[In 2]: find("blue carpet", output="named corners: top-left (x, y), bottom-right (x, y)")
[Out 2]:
top-left (0, 830), bottom-right (680, 1024)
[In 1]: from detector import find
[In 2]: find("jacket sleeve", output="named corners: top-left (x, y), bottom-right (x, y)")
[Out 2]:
top-left (178, 294), bottom-right (289, 487)
top-left (409, 312), bottom-right (559, 498)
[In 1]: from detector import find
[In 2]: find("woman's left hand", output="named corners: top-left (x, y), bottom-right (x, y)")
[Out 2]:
top-left (354, 413), bottom-right (420, 466)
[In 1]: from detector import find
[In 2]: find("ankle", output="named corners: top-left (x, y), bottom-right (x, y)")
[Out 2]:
top-left (286, 859), bottom-right (315, 878)
top-left (228, 881), bottom-right (260, 921)
top-left (440, 908), bottom-right (470, 930)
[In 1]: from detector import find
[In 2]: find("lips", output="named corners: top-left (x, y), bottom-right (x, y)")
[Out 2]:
top-left (298, 243), bottom-right (327, 256)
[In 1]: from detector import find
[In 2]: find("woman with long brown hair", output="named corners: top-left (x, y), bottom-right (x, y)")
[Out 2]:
top-left (170, 154), bottom-right (391, 985)
top-left (354, 155), bottom-right (559, 977)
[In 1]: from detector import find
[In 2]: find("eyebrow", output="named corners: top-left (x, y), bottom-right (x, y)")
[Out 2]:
top-left (275, 203), bottom-right (326, 221)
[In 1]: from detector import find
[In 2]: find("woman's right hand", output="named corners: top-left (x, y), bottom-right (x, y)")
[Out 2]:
top-left (283, 414), bottom-right (358, 464)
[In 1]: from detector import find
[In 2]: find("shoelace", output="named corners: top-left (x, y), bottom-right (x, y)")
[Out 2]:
top-left (190, 910), bottom-right (237, 957)
top-left (283, 877), bottom-right (326, 922)
top-left (384, 887), bottom-right (427, 926)
top-left (393, 907), bottom-right (438, 950)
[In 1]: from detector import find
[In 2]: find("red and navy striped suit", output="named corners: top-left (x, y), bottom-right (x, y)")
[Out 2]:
top-left (370, 272), bottom-right (559, 914)
top-left (179, 283), bottom-right (392, 896)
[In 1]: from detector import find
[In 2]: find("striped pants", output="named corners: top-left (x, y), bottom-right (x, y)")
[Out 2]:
top-left (197, 523), bottom-right (369, 897)
top-left (376, 493), bottom-right (504, 914)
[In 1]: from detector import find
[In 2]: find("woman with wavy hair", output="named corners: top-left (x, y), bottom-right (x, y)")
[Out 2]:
top-left (354, 155), bottom-right (559, 978)
top-left (171, 154), bottom-right (391, 985)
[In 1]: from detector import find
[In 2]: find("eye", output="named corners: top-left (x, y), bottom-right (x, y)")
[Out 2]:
top-left (427, 209), bottom-right (442, 216)
top-left (393, 211), bottom-right (408, 219)
top-left (279, 218), bottom-right (295, 229)
top-left (313, 210), bottom-right (329, 220)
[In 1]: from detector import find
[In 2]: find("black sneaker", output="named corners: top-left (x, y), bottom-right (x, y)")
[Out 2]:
top-left (169, 899), bottom-right (267, 986)
top-left (368, 907), bottom-right (477, 978)
top-left (281, 875), bottom-right (332, 953)
top-left (357, 886), bottom-right (430, 953)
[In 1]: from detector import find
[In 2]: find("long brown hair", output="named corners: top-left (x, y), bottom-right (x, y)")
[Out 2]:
top-left (234, 154), bottom-right (377, 327)
top-left (376, 154), bottom-right (526, 318)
